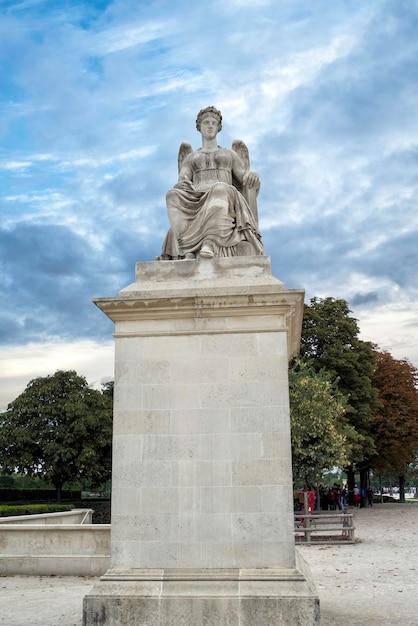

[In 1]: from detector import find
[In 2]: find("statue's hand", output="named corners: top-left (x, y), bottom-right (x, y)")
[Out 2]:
top-left (174, 177), bottom-right (194, 191)
top-left (242, 170), bottom-right (260, 191)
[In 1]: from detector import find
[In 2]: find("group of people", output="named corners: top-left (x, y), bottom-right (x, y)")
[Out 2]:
top-left (353, 485), bottom-right (374, 507)
top-left (295, 483), bottom-right (375, 512)
top-left (318, 484), bottom-right (347, 511)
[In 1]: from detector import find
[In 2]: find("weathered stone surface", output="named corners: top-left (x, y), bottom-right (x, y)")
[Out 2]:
top-left (84, 257), bottom-right (319, 624)
top-left (84, 566), bottom-right (319, 625)
top-left (0, 518), bottom-right (110, 576)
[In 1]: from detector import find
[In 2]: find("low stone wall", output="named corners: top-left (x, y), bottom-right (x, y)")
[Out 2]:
top-left (0, 510), bottom-right (110, 576)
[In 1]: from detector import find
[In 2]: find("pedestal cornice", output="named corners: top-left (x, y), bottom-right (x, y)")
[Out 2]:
top-left (93, 257), bottom-right (304, 359)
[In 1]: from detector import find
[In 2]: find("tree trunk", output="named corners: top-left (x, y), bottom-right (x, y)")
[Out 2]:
top-left (346, 465), bottom-right (355, 506)
top-left (398, 474), bottom-right (405, 503)
top-left (53, 481), bottom-right (63, 503)
top-left (316, 485), bottom-right (321, 512)
top-left (359, 467), bottom-right (368, 508)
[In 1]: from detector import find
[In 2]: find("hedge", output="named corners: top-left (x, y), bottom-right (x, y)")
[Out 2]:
top-left (0, 503), bottom-right (74, 517)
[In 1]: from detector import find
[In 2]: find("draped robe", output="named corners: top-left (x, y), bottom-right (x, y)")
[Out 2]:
top-left (160, 147), bottom-right (263, 259)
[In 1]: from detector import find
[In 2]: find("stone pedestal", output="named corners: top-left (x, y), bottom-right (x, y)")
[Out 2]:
top-left (83, 256), bottom-right (319, 625)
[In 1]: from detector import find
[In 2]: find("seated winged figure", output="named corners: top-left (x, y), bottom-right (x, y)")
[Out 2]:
top-left (157, 106), bottom-right (263, 260)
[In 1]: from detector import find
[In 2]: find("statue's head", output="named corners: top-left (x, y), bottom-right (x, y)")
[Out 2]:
top-left (196, 106), bottom-right (222, 132)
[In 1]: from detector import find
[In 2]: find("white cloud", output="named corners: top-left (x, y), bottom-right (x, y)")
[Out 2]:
top-left (1, 160), bottom-right (33, 170)
top-left (358, 301), bottom-right (418, 365)
top-left (0, 340), bottom-right (114, 412)
top-left (1, 0), bottom-right (418, 409)
top-left (90, 22), bottom-right (167, 56)
top-left (260, 35), bottom-right (356, 101)
top-left (58, 147), bottom-right (157, 170)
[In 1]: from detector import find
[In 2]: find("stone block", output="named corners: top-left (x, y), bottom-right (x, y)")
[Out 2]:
top-left (170, 407), bottom-right (230, 434)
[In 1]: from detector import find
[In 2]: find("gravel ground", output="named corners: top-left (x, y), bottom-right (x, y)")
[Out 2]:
top-left (0, 503), bottom-right (416, 625)
top-left (300, 503), bottom-right (418, 625)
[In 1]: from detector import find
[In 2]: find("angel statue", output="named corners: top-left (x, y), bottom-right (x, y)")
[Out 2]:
top-left (157, 106), bottom-right (264, 260)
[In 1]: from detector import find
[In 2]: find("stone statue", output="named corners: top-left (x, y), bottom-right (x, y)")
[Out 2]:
top-left (157, 106), bottom-right (264, 260)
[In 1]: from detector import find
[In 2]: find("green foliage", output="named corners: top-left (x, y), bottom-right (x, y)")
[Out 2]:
top-left (292, 295), bottom-right (418, 488)
top-left (0, 370), bottom-right (113, 502)
top-left (289, 359), bottom-right (356, 486)
top-left (300, 297), bottom-right (378, 463)
top-left (0, 472), bottom-right (54, 489)
top-left (0, 503), bottom-right (73, 517)
top-left (0, 475), bottom-right (15, 488)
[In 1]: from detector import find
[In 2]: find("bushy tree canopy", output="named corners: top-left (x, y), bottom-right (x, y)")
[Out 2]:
top-left (291, 295), bottom-right (418, 496)
top-left (289, 359), bottom-right (356, 486)
top-left (300, 297), bottom-right (378, 465)
top-left (0, 370), bottom-right (113, 501)
top-left (370, 351), bottom-right (418, 479)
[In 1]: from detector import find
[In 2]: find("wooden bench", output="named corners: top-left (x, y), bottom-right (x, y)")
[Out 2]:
top-left (294, 511), bottom-right (355, 544)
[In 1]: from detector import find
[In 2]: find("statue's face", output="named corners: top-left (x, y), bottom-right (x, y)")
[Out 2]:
top-left (200, 115), bottom-right (219, 139)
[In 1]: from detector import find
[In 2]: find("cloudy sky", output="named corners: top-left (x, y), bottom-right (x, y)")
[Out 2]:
top-left (1, 0), bottom-right (418, 410)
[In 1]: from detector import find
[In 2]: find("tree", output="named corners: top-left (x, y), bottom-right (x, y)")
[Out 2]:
top-left (370, 351), bottom-right (418, 502)
top-left (0, 370), bottom-right (113, 502)
top-left (289, 359), bottom-right (355, 488)
top-left (300, 297), bottom-right (379, 501)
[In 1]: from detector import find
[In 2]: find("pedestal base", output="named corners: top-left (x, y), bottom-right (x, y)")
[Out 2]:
top-left (84, 557), bottom-right (319, 625)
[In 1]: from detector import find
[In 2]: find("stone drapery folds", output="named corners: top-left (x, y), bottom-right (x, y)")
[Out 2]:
top-left (157, 106), bottom-right (264, 260)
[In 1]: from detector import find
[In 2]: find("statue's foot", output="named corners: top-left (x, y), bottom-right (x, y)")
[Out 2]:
top-left (185, 252), bottom-right (196, 259)
top-left (200, 242), bottom-right (215, 258)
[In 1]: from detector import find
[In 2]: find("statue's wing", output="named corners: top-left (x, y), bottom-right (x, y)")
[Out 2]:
top-left (232, 138), bottom-right (259, 227)
top-left (232, 139), bottom-right (250, 171)
top-left (178, 141), bottom-right (193, 175)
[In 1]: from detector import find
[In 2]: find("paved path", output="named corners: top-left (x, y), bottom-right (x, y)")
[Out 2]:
top-left (0, 504), bottom-right (416, 625)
